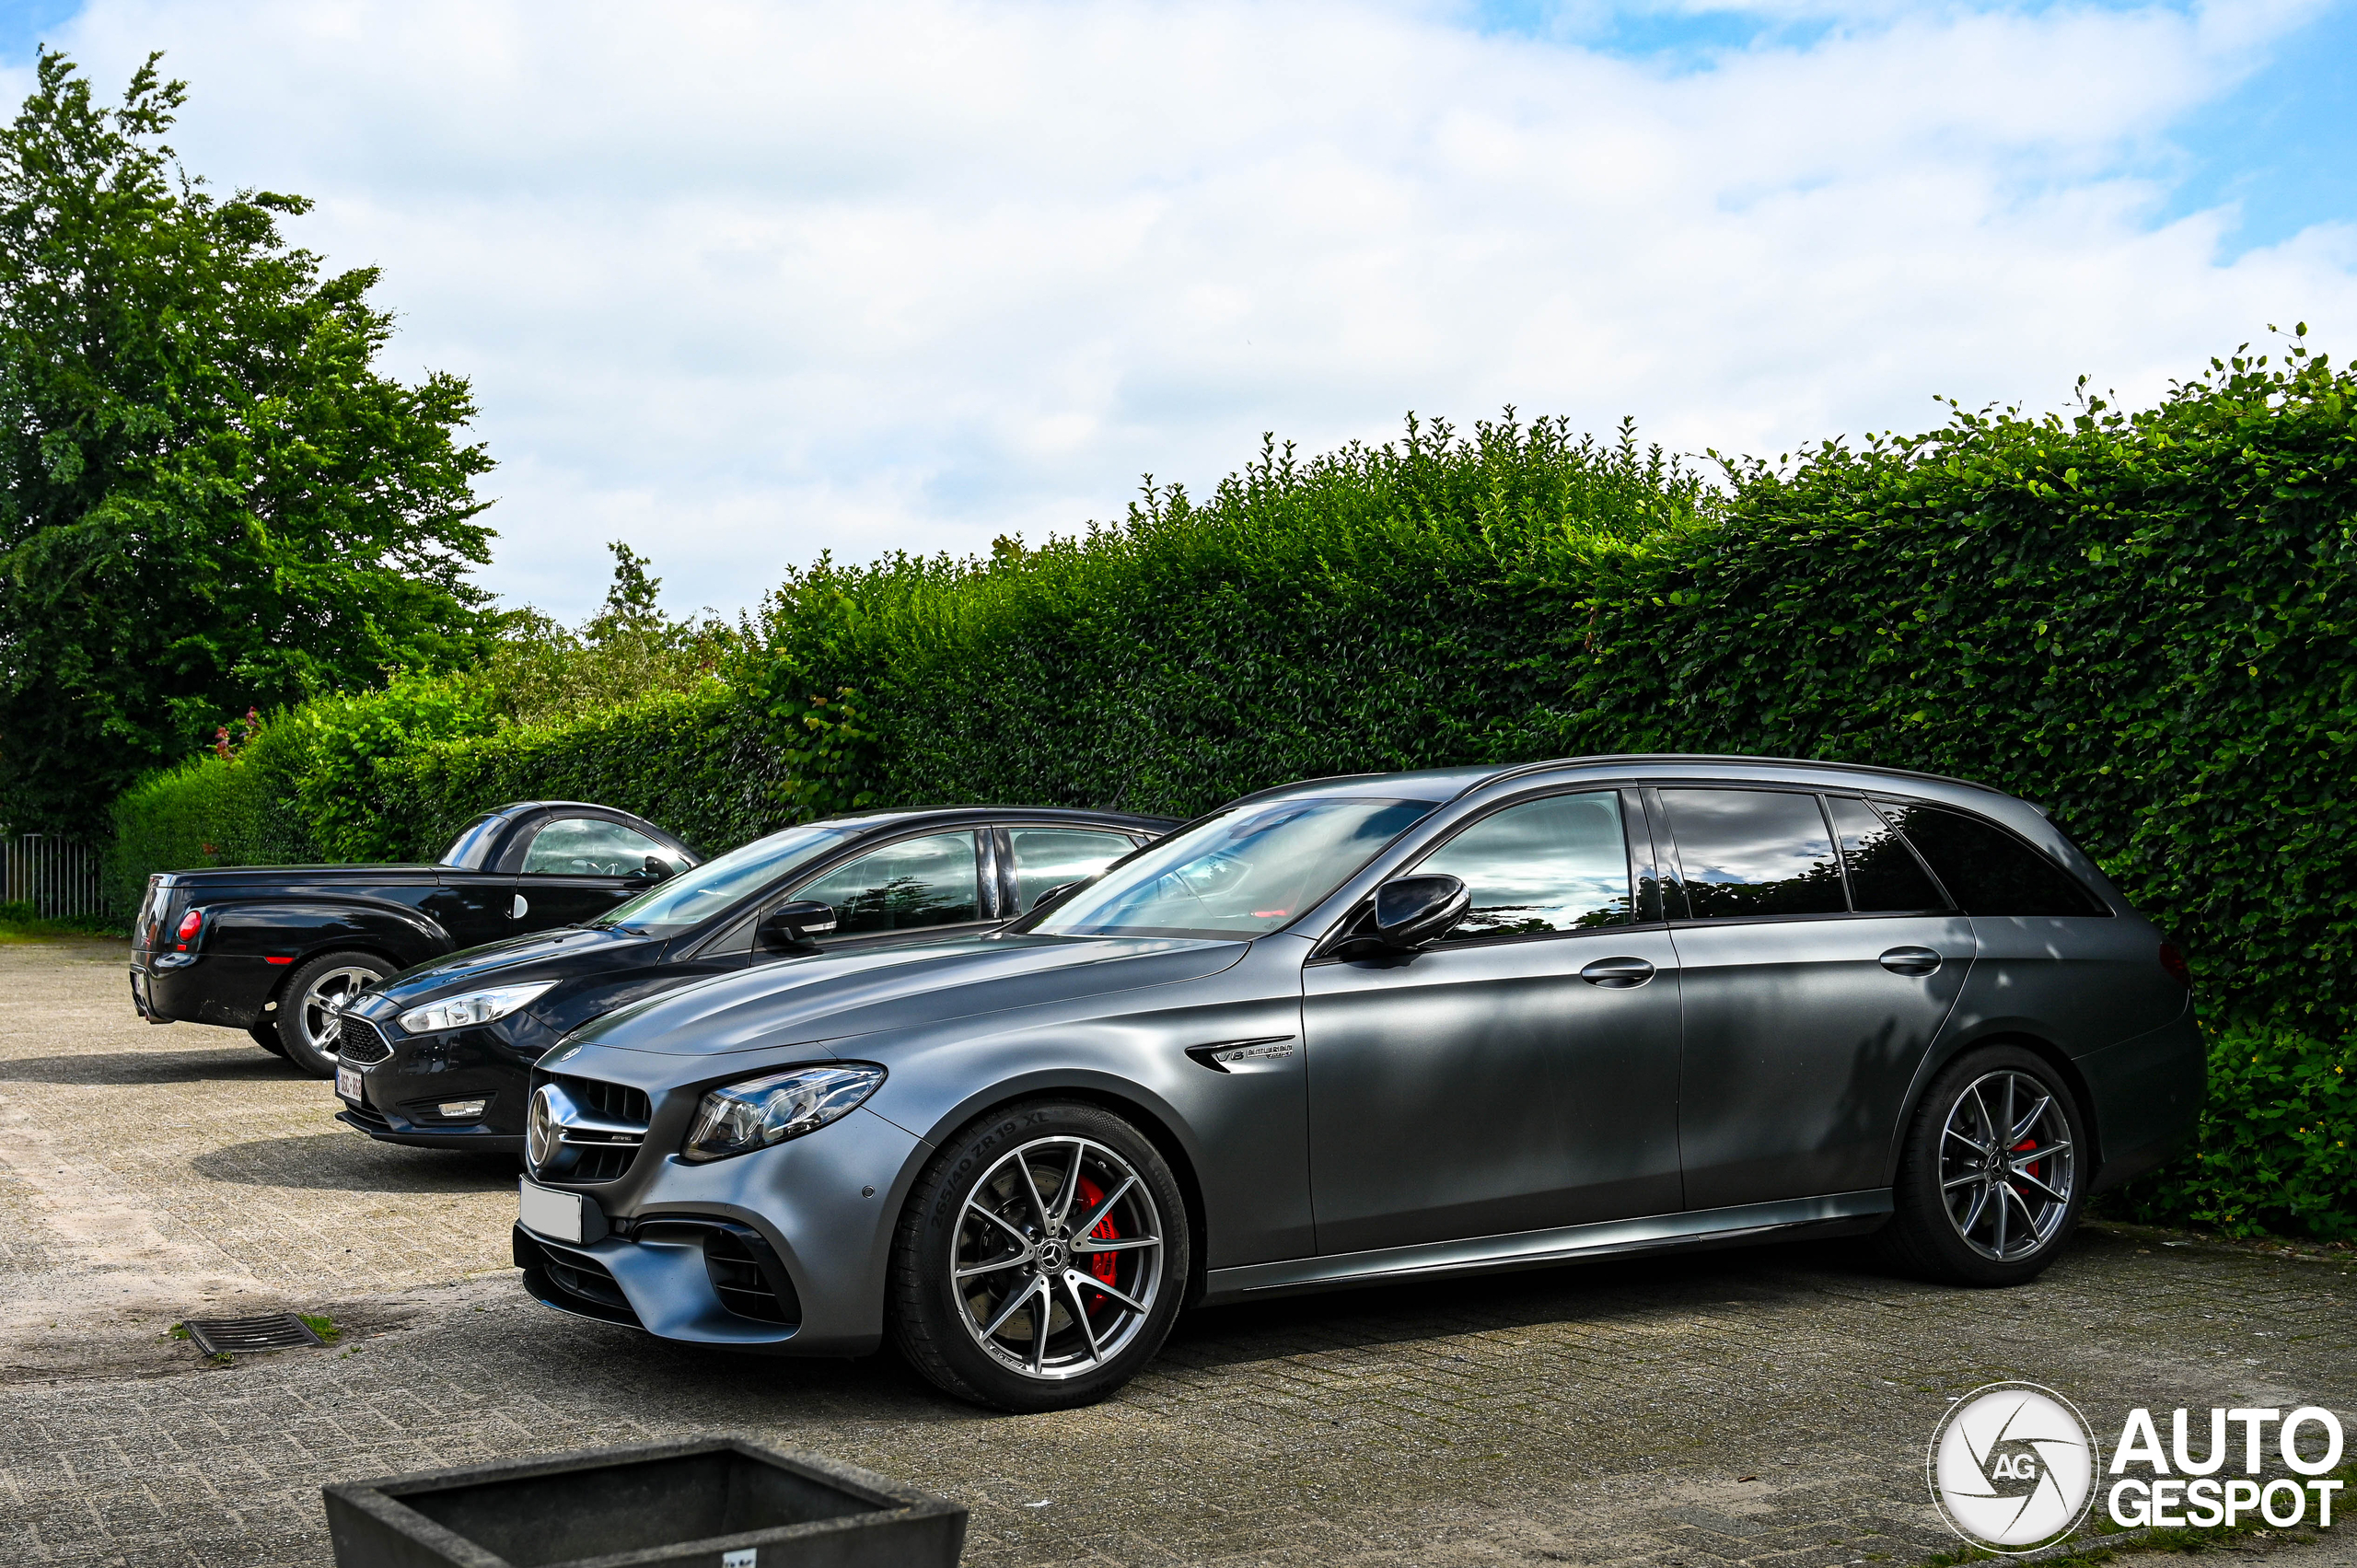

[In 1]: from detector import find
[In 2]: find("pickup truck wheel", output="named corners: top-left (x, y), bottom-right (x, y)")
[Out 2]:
top-left (274, 951), bottom-right (392, 1077)
top-left (247, 1022), bottom-right (287, 1057)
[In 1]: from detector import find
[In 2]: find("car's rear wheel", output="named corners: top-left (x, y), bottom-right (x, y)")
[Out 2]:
top-left (273, 951), bottom-right (392, 1077)
top-left (1882, 1045), bottom-right (2085, 1286)
top-left (889, 1100), bottom-right (1188, 1411)
top-left (247, 1022), bottom-right (287, 1057)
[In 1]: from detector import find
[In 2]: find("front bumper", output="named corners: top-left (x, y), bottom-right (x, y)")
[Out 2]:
top-left (334, 1018), bottom-right (535, 1153)
top-left (510, 1104), bottom-right (925, 1357)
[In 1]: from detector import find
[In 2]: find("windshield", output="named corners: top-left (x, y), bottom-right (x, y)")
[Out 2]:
top-left (590, 822), bottom-right (858, 935)
top-left (1025, 796), bottom-right (1435, 941)
top-left (438, 813), bottom-right (505, 869)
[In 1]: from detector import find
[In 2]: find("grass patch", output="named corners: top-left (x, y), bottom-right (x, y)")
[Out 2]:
top-left (0, 901), bottom-right (128, 942)
top-left (300, 1314), bottom-right (341, 1343)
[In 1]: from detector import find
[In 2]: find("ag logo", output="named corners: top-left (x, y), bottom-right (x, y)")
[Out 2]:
top-left (1929, 1383), bottom-right (2099, 1551)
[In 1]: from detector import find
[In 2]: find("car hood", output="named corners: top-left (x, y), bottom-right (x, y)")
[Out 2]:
top-left (560, 933), bottom-right (1249, 1058)
top-left (370, 925), bottom-right (660, 1006)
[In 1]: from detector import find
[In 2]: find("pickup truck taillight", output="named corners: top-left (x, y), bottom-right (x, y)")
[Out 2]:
top-left (174, 909), bottom-right (204, 951)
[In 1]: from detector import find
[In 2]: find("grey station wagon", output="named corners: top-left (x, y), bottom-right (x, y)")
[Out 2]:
top-left (510, 755), bottom-right (2202, 1411)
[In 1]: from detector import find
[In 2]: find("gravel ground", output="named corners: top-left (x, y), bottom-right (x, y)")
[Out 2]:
top-left (1, 935), bottom-right (2350, 1567)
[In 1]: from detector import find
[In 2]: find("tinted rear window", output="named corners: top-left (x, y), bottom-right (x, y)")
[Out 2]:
top-left (1826, 796), bottom-right (1950, 912)
top-left (1661, 789), bottom-right (1847, 919)
top-left (1872, 800), bottom-right (2108, 917)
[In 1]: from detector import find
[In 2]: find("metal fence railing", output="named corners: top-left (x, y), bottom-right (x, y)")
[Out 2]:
top-left (2, 831), bottom-right (109, 920)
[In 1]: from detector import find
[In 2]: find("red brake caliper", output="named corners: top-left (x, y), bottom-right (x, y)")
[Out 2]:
top-left (2010, 1137), bottom-right (2039, 1197)
top-left (1074, 1176), bottom-right (1120, 1295)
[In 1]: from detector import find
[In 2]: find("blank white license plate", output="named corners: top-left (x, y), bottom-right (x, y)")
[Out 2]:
top-left (519, 1179), bottom-right (588, 1244)
top-left (335, 1064), bottom-right (363, 1102)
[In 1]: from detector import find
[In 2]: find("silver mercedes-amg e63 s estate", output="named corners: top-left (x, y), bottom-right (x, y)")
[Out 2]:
top-left (512, 755), bottom-right (2202, 1410)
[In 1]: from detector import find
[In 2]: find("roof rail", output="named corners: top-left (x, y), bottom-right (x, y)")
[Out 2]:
top-left (1449, 752), bottom-right (2004, 800)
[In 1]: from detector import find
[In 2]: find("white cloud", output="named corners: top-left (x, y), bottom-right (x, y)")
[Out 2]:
top-left (15, 0), bottom-right (2352, 620)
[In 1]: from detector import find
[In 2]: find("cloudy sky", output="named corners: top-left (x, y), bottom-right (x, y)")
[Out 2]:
top-left (2, 0), bottom-right (2351, 622)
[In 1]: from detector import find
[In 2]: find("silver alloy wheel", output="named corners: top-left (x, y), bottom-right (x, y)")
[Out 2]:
top-left (950, 1134), bottom-right (1165, 1381)
top-left (1939, 1069), bottom-right (2076, 1261)
top-left (297, 965), bottom-right (377, 1055)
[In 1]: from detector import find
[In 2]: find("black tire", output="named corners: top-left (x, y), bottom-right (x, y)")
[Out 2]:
top-left (273, 950), bottom-right (393, 1077)
top-left (1881, 1044), bottom-right (2087, 1286)
top-left (888, 1099), bottom-right (1189, 1412)
top-left (247, 1022), bottom-right (287, 1057)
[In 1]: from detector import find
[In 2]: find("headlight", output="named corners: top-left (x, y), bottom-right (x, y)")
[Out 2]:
top-left (681, 1064), bottom-right (885, 1163)
top-left (397, 981), bottom-right (555, 1035)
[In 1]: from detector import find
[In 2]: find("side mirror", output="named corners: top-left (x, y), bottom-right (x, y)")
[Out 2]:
top-left (1029, 881), bottom-right (1084, 915)
top-left (757, 900), bottom-right (838, 951)
top-left (631, 854), bottom-right (674, 882)
top-left (1370, 874), bottom-right (1469, 951)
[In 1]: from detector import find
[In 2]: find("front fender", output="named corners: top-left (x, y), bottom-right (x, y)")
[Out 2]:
top-left (862, 936), bottom-right (1316, 1272)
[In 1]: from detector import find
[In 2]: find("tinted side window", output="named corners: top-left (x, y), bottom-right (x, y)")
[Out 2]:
top-left (1825, 796), bottom-right (1949, 912)
top-left (522, 818), bottom-right (671, 876)
top-left (795, 831), bottom-right (981, 935)
top-left (1009, 829), bottom-right (1137, 912)
top-left (1661, 789), bottom-right (1847, 919)
top-left (1417, 791), bottom-right (1631, 937)
top-left (1873, 801), bottom-right (2107, 917)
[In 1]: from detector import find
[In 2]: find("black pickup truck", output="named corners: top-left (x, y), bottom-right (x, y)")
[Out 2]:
top-left (129, 801), bottom-right (699, 1076)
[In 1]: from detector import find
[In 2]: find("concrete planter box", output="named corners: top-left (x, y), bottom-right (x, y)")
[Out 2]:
top-left (322, 1437), bottom-right (967, 1568)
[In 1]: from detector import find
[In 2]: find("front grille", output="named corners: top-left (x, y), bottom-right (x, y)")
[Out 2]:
top-left (537, 1073), bottom-right (651, 1185)
top-left (553, 1074), bottom-right (650, 1125)
top-left (337, 1018), bottom-right (392, 1065)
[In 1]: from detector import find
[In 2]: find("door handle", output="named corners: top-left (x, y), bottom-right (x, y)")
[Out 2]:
top-left (1878, 946), bottom-right (1941, 976)
top-left (1580, 957), bottom-right (1655, 988)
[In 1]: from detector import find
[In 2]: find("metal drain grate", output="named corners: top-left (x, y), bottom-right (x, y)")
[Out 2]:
top-left (181, 1314), bottom-right (324, 1355)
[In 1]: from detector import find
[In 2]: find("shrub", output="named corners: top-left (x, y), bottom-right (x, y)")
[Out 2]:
top-left (370, 685), bottom-right (795, 859)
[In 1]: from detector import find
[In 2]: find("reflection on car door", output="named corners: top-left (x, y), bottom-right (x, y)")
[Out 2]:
top-left (790, 831), bottom-right (993, 948)
top-left (516, 816), bottom-right (679, 930)
top-left (425, 871), bottom-right (518, 948)
top-left (1302, 789), bottom-right (1683, 1255)
top-left (1656, 787), bottom-right (1972, 1212)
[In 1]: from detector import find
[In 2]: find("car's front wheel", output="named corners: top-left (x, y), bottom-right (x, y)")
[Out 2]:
top-left (1882, 1045), bottom-right (2086, 1286)
top-left (273, 951), bottom-right (392, 1077)
top-left (889, 1100), bottom-right (1189, 1411)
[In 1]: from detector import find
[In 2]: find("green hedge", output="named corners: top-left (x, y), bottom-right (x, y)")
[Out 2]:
top-left (105, 716), bottom-right (323, 911)
top-left (368, 686), bottom-right (798, 861)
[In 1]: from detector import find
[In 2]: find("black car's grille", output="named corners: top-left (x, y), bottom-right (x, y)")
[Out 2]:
top-left (337, 1017), bottom-right (392, 1065)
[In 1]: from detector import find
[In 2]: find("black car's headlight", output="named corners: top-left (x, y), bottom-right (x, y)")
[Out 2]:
top-left (680, 1064), bottom-right (885, 1163)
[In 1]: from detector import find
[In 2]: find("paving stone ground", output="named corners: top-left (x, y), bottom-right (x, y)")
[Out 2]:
top-left (1, 935), bottom-right (2351, 1567)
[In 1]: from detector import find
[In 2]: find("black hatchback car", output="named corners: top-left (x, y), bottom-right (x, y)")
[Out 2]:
top-left (332, 806), bottom-right (1170, 1154)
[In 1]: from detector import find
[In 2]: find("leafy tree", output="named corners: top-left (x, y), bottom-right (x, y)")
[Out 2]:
top-left (0, 50), bottom-right (495, 836)
top-left (477, 542), bottom-right (737, 727)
